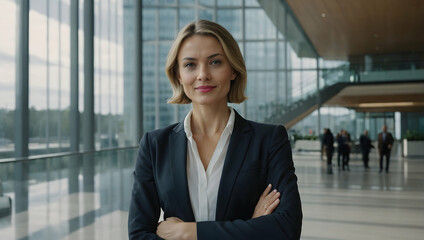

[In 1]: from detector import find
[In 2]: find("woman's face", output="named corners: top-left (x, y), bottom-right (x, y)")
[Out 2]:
top-left (177, 35), bottom-right (236, 106)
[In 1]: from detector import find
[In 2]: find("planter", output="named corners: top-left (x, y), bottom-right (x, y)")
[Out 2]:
top-left (294, 140), bottom-right (321, 152)
top-left (403, 139), bottom-right (424, 157)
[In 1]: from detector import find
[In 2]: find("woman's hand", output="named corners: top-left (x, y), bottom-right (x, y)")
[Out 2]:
top-left (252, 184), bottom-right (280, 218)
top-left (156, 217), bottom-right (197, 240)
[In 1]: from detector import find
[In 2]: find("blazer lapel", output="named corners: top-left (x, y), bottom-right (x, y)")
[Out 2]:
top-left (169, 122), bottom-right (195, 221)
top-left (215, 111), bottom-right (252, 221)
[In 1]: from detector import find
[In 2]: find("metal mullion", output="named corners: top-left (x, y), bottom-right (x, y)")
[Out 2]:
top-left (174, 0), bottom-right (179, 123)
top-left (58, 0), bottom-right (62, 151)
top-left (108, 0), bottom-right (112, 147)
top-left (70, 0), bottom-right (79, 152)
top-left (241, 0), bottom-right (246, 117)
top-left (15, 0), bottom-right (29, 158)
top-left (46, 0), bottom-right (50, 151)
top-left (83, 0), bottom-right (95, 151)
top-left (274, 1), bottom-right (279, 112)
top-left (98, 0), bottom-right (103, 149)
top-left (155, 7), bottom-right (160, 129)
top-left (114, 0), bottom-right (119, 145)
top-left (135, 0), bottom-right (143, 143)
top-left (213, 0), bottom-right (217, 21)
top-left (195, 0), bottom-right (199, 21)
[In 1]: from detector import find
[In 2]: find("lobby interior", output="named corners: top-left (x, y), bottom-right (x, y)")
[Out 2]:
top-left (1, 0), bottom-right (424, 239)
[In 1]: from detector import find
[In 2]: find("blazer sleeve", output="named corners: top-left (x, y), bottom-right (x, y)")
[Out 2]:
top-left (128, 132), bottom-right (164, 240)
top-left (197, 125), bottom-right (303, 240)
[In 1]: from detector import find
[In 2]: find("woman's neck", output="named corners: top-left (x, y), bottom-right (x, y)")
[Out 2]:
top-left (191, 102), bottom-right (230, 137)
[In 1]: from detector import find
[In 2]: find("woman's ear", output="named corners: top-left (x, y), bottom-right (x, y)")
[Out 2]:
top-left (176, 67), bottom-right (182, 84)
top-left (231, 71), bottom-right (237, 81)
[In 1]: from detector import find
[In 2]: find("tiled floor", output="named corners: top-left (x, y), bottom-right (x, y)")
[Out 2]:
top-left (0, 149), bottom-right (423, 239)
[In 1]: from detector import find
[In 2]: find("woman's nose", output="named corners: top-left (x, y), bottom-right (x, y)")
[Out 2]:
top-left (197, 65), bottom-right (210, 81)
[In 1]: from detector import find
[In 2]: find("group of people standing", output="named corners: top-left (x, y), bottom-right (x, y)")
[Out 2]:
top-left (322, 125), bottom-right (394, 174)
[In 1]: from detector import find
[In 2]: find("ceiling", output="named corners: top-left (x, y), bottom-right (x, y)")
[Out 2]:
top-left (286, 0), bottom-right (424, 60)
top-left (324, 82), bottom-right (424, 112)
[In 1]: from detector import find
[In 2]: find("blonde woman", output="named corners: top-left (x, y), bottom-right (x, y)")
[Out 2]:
top-left (128, 20), bottom-right (302, 240)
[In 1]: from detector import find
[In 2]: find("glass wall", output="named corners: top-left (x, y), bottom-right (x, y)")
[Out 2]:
top-left (0, 0), bottom-right (326, 158)
top-left (0, 0), bottom-right (16, 158)
top-left (4, 0), bottom-right (419, 159)
top-left (94, 0), bottom-right (124, 149)
top-left (136, 0), bottom-right (322, 132)
top-left (0, 0), bottom-right (130, 159)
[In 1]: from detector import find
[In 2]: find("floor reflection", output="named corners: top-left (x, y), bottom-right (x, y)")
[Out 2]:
top-left (0, 148), bottom-right (137, 240)
top-left (0, 149), bottom-right (423, 239)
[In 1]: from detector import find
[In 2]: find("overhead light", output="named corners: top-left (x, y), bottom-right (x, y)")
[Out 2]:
top-left (321, 13), bottom-right (326, 18)
top-left (358, 102), bottom-right (415, 108)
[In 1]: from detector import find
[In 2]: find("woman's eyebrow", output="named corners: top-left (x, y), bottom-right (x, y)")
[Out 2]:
top-left (182, 53), bottom-right (223, 61)
top-left (207, 53), bottom-right (223, 59)
top-left (182, 57), bottom-right (196, 61)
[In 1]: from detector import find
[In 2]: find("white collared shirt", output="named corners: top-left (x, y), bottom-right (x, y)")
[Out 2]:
top-left (184, 107), bottom-right (235, 221)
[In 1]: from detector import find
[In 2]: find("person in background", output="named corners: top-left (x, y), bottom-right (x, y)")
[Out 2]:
top-left (338, 130), bottom-right (350, 171)
top-left (336, 130), bottom-right (343, 168)
top-left (359, 130), bottom-right (374, 169)
top-left (322, 128), bottom-right (334, 174)
top-left (345, 131), bottom-right (352, 170)
top-left (378, 125), bottom-right (394, 173)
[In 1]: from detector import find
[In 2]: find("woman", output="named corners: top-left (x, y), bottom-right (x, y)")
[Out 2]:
top-left (128, 20), bottom-right (302, 240)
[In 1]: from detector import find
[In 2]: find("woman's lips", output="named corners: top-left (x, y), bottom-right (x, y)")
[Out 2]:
top-left (195, 86), bottom-right (216, 93)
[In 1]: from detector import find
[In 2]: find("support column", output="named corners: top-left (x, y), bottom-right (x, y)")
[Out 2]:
top-left (15, 0), bottom-right (29, 158)
top-left (70, 0), bottom-right (79, 152)
top-left (69, 0), bottom-right (81, 195)
top-left (134, 0), bottom-right (143, 142)
top-left (83, 0), bottom-right (95, 194)
top-left (83, 0), bottom-right (94, 151)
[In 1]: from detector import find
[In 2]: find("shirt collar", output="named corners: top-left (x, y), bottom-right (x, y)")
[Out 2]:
top-left (184, 107), bottom-right (235, 139)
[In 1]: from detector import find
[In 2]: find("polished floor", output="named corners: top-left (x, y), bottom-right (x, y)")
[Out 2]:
top-left (0, 148), bottom-right (423, 239)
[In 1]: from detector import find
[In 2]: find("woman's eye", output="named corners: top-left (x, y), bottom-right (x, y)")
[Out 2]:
top-left (211, 60), bottom-right (221, 65)
top-left (184, 62), bottom-right (195, 68)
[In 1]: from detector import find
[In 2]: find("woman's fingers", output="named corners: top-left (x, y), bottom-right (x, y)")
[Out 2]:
top-left (265, 198), bottom-right (280, 215)
top-left (252, 184), bottom-right (281, 218)
top-left (260, 184), bottom-right (272, 199)
top-left (263, 189), bottom-right (279, 209)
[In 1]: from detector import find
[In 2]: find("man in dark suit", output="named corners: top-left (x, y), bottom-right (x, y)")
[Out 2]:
top-left (359, 130), bottom-right (374, 169)
top-left (378, 125), bottom-right (394, 173)
top-left (322, 128), bottom-right (334, 174)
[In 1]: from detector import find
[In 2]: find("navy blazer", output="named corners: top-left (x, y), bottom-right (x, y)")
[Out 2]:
top-left (128, 111), bottom-right (302, 239)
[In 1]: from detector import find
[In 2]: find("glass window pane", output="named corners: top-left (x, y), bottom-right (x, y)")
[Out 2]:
top-left (159, 44), bottom-right (174, 127)
top-left (142, 9), bottom-right (156, 41)
top-left (159, 0), bottom-right (175, 4)
top-left (159, 8), bottom-right (177, 40)
top-left (0, 0), bottom-right (16, 158)
top-left (217, 0), bottom-right (242, 6)
top-left (245, 0), bottom-right (260, 7)
top-left (217, 9), bottom-right (242, 40)
top-left (180, 0), bottom-right (195, 4)
top-left (179, 8), bottom-right (195, 29)
top-left (245, 42), bottom-right (276, 70)
top-left (287, 43), bottom-right (301, 69)
top-left (142, 43), bottom-right (156, 132)
top-left (199, 9), bottom-right (213, 21)
top-left (245, 9), bottom-right (276, 40)
top-left (143, 0), bottom-right (156, 5)
top-left (199, 0), bottom-right (213, 7)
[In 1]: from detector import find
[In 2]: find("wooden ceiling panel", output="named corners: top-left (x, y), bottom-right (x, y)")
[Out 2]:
top-left (286, 0), bottom-right (424, 60)
top-left (323, 82), bottom-right (424, 112)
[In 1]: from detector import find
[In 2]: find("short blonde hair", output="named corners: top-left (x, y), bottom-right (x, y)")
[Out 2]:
top-left (166, 20), bottom-right (247, 104)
